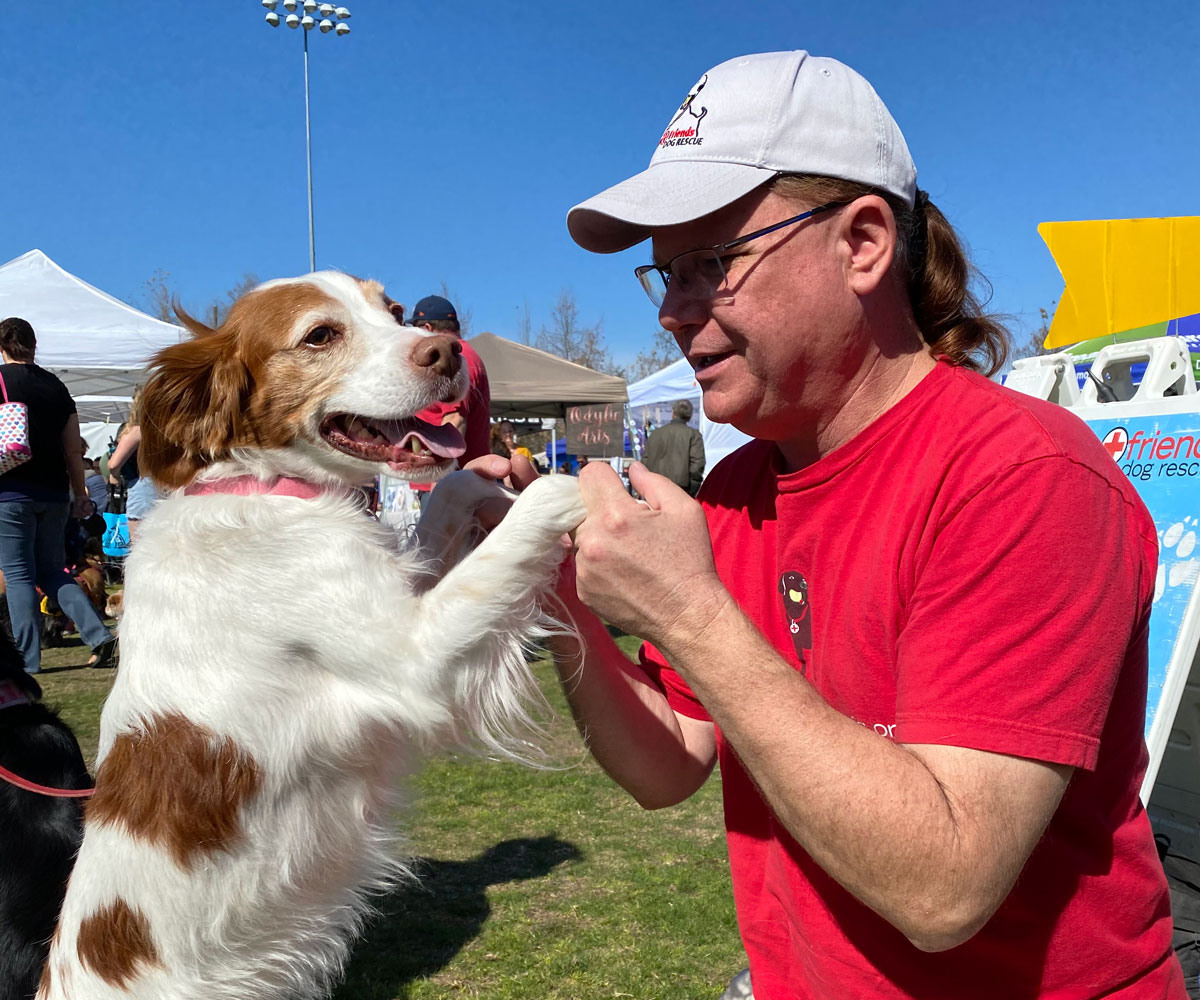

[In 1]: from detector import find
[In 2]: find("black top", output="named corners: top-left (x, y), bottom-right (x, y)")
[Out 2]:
top-left (0, 363), bottom-right (77, 502)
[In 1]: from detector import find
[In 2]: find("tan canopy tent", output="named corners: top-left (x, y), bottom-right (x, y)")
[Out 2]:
top-left (466, 332), bottom-right (627, 419)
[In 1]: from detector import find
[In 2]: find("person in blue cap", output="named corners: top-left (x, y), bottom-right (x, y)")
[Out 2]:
top-left (409, 294), bottom-right (491, 498)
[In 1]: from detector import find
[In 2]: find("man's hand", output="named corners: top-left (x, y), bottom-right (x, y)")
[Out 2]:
top-left (573, 462), bottom-right (728, 651)
top-left (71, 496), bottom-right (95, 520)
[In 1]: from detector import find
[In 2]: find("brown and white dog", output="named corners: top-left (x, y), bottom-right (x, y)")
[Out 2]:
top-left (39, 272), bottom-right (584, 1000)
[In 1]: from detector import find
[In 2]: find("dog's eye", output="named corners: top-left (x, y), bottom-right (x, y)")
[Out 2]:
top-left (304, 326), bottom-right (341, 348)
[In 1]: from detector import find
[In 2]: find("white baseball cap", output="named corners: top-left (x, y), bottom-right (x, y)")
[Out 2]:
top-left (567, 50), bottom-right (917, 254)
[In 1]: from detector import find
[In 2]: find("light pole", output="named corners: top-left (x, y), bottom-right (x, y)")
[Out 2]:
top-left (261, 1), bottom-right (351, 272)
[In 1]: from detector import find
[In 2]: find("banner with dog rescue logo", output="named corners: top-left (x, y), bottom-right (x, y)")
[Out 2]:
top-left (1076, 393), bottom-right (1200, 813)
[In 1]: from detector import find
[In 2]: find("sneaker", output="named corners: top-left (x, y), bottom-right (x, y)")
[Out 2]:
top-left (88, 636), bottom-right (118, 669)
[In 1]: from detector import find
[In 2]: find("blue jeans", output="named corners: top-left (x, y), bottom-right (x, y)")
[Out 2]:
top-left (125, 476), bottom-right (162, 520)
top-left (0, 500), bottom-right (112, 672)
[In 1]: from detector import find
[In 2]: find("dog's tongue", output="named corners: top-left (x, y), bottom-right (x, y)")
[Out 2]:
top-left (396, 419), bottom-right (466, 460)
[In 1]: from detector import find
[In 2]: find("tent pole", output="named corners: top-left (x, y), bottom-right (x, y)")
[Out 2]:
top-left (551, 423), bottom-right (557, 475)
top-left (625, 405), bottom-right (641, 462)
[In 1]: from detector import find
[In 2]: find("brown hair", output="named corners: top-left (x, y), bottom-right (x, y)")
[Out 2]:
top-left (416, 317), bottom-right (461, 336)
top-left (126, 384), bottom-right (145, 427)
top-left (771, 175), bottom-right (1010, 376)
top-left (0, 317), bottom-right (37, 363)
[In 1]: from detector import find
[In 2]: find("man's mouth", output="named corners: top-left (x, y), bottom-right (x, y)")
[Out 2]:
top-left (319, 413), bottom-right (466, 470)
top-left (692, 351), bottom-right (733, 371)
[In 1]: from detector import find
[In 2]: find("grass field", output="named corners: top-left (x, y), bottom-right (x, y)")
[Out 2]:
top-left (34, 633), bottom-right (745, 1000)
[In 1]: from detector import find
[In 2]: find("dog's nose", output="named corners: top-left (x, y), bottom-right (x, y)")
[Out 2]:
top-left (410, 334), bottom-right (462, 378)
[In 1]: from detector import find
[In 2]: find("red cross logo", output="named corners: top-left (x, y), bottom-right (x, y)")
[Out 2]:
top-left (1102, 427), bottom-right (1129, 462)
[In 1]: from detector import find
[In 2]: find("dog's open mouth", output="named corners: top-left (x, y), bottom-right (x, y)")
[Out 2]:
top-left (320, 413), bottom-right (466, 471)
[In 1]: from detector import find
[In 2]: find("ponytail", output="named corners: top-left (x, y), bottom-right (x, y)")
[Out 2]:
top-left (772, 175), bottom-right (1010, 376)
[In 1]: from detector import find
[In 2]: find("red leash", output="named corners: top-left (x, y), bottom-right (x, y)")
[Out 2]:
top-left (0, 762), bottom-right (94, 798)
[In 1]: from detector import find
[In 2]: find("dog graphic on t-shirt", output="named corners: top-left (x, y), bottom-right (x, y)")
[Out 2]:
top-left (778, 571), bottom-right (812, 673)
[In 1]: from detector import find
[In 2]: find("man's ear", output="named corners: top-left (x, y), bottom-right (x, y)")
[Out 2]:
top-left (838, 196), bottom-right (897, 296)
top-left (139, 306), bottom-right (251, 489)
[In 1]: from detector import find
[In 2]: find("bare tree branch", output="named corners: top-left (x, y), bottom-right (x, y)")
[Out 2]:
top-left (535, 289), bottom-right (620, 374)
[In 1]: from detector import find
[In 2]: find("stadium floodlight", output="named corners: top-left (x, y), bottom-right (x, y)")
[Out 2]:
top-left (256, 3), bottom-right (354, 273)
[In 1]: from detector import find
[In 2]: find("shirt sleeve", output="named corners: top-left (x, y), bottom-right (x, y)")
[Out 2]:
top-left (638, 640), bottom-right (712, 721)
top-left (894, 456), bottom-right (1155, 769)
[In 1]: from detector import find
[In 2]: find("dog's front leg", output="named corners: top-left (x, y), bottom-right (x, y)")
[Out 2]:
top-left (412, 471), bottom-right (513, 589)
top-left (413, 474), bottom-right (584, 660)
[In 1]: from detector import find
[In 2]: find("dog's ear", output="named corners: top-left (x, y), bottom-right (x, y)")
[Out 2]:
top-left (140, 305), bottom-right (252, 489)
top-left (384, 295), bottom-right (404, 325)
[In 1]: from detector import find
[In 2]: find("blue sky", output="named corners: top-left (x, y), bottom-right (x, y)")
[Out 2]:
top-left (4, 1), bottom-right (1197, 371)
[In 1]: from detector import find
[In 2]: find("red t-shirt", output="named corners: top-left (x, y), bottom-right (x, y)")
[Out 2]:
top-left (641, 362), bottom-right (1184, 999)
top-left (413, 339), bottom-right (491, 488)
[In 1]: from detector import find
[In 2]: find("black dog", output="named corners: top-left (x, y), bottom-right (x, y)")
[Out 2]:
top-left (0, 639), bottom-right (91, 1000)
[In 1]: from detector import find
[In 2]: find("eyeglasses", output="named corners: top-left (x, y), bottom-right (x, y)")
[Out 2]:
top-left (634, 201), bottom-right (847, 307)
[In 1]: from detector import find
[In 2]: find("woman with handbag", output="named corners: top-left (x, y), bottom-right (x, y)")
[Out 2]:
top-left (0, 317), bottom-right (116, 672)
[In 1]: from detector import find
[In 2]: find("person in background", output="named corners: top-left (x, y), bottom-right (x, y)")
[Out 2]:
top-left (489, 423), bottom-right (512, 459)
top-left (80, 441), bottom-right (108, 514)
top-left (498, 420), bottom-right (533, 463)
top-left (0, 317), bottom-right (116, 671)
top-left (641, 399), bottom-right (705, 496)
top-left (481, 50), bottom-right (1182, 999)
top-left (410, 295), bottom-right (491, 503)
top-left (106, 385), bottom-right (161, 543)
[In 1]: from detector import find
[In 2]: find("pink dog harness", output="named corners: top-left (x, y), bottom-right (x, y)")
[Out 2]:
top-left (184, 476), bottom-right (334, 499)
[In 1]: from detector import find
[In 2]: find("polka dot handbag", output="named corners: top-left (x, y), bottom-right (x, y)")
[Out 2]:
top-left (0, 372), bottom-right (31, 474)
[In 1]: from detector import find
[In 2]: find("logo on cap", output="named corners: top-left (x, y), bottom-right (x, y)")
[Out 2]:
top-left (659, 75), bottom-right (708, 149)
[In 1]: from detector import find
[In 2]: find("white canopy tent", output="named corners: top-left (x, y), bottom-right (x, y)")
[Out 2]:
top-left (0, 249), bottom-right (185, 401)
top-left (626, 357), bottom-right (753, 474)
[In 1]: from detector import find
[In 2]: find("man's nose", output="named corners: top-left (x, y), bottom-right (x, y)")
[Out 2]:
top-left (658, 282), bottom-right (709, 335)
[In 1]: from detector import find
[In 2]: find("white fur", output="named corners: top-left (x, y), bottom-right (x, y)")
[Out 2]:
top-left (40, 273), bottom-right (585, 1000)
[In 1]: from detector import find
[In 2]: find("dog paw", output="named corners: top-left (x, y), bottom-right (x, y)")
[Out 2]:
top-left (509, 475), bottom-right (586, 537)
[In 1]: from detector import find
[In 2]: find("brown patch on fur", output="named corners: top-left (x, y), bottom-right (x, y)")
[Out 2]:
top-left (140, 282), bottom-right (343, 487)
top-left (76, 898), bottom-right (161, 988)
top-left (87, 713), bottom-right (262, 869)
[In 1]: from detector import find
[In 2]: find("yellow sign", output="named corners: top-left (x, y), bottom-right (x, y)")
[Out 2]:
top-left (1039, 217), bottom-right (1200, 349)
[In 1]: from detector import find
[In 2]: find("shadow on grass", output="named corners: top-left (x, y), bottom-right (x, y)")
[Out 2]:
top-left (336, 835), bottom-right (581, 1000)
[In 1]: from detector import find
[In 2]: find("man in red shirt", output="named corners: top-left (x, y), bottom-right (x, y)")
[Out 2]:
top-left (479, 50), bottom-right (1184, 998)
top-left (409, 295), bottom-right (491, 500)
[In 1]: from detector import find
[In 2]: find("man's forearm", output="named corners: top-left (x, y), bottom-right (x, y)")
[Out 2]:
top-left (655, 601), bottom-right (1062, 951)
top-left (549, 588), bottom-right (714, 809)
